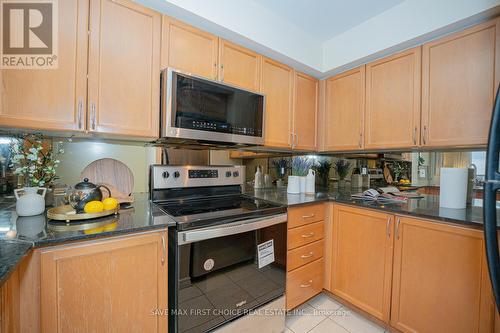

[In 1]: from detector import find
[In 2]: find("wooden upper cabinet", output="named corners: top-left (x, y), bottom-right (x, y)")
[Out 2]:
top-left (293, 72), bottom-right (318, 151)
top-left (162, 16), bottom-right (218, 80)
top-left (40, 232), bottom-right (168, 333)
top-left (261, 58), bottom-right (294, 148)
top-left (324, 67), bottom-right (365, 151)
top-left (391, 216), bottom-right (494, 333)
top-left (219, 39), bottom-right (261, 91)
top-left (331, 204), bottom-right (393, 322)
top-left (422, 18), bottom-right (500, 147)
top-left (88, 0), bottom-right (161, 139)
top-left (0, 0), bottom-right (88, 132)
top-left (365, 47), bottom-right (421, 149)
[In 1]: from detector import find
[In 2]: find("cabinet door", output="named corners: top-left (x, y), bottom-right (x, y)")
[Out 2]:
top-left (331, 204), bottom-right (393, 321)
top-left (88, 0), bottom-right (160, 139)
top-left (219, 39), bottom-right (261, 91)
top-left (163, 16), bottom-right (218, 80)
top-left (422, 18), bottom-right (500, 147)
top-left (0, 0), bottom-right (88, 132)
top-left (324, 67), bottom-right (365, 151)
top-left (293, 72), bottom-right (318, 151)
top-left (365, 47), bottom-right (421, 149)
top-left (391, 216), bottom-right (494, 333)
top-left (261, 58), bottom-right (294, 148)
top-left (40, 232), bottom-right (168, 333)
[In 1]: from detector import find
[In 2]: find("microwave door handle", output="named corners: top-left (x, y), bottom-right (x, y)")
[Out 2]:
top-left (178, 214), bottom-right (287, 245)
top-left (484, 84), bottom-right (500, 311)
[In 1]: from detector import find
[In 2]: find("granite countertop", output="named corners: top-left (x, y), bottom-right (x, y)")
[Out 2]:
top-left (0, 194), bottom-right (173, 285)
top-left (246, 187), bottom-right (500, 229)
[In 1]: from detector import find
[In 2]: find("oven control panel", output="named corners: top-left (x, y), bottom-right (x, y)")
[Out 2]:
top-left (188, 169), bottom-right (218, 179)
top-left (151, 165), bottom-right (245, 189)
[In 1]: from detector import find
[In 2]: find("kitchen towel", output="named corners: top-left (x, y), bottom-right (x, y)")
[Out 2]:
top-left (439, 167), bottom-right (468, 209)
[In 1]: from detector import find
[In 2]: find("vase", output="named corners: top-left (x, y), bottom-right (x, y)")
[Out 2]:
top-left (299, 176), bottom-right (306, 193)
top-left (338, 179), bottom-right (346, 188)
top-left (287, 176), bottom-right (300, 194)
top-left (14, 187), bottom-right (47, 217)
top-left (305, 169), bottom-right (315, 194)
top-left (319, 174), bottom-right (329, 188)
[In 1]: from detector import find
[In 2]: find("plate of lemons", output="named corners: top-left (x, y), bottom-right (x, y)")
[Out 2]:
top-left (47, 197), bottom-right (120, 222)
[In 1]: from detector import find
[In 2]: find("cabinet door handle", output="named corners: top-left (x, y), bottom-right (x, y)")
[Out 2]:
top-left (359, 132), bottom-right (363, 148)
top-left (220, 64), bottom-right (224, 81)
top-left (302, 213), bottom-right (315, 219)
top-left (290, 133), bottom-right (294, 148)
top-left (90, 102), bottom-right (96, 130)
top-left (77, 100), bottom-right (83, 129)
top-left (412, 127), bottom-right (417, 145)
top-left (161, 234), bottom-right (166, 265)
top-left (295, 134), bottom-right (298, 147)
top-left (300, 280), bottom-right (313, 288)
top-left (396, 218), bottom-right (401, 240)
top-left (422, 125), bottom-right (427, 145)
top-left (386, 217), bottom-right (391, 238)
top-left (301, 232), bottom-right (314, 238)
top-left (301, 252), bottom-right (314, 259)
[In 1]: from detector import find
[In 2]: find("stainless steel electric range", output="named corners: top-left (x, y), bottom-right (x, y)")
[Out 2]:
top-left (150, 165), bottom-right (287, 333)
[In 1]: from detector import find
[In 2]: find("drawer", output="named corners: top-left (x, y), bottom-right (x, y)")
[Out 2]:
top-left (287, 240), bottom-right (324, 271)
top-left (288, 221), bottom-right (324, 250)
top-left (286, 258), bottom-right (324, 309)
top-left (288, 204), bottom-right (325, 229)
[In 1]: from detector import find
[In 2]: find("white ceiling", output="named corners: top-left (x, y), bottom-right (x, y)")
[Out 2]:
top-left (253, 0), bottom-right (404, 41)
top-left (138, 0), bottom-right (500, 76)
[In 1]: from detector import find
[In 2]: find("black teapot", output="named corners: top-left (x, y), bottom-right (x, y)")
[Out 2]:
top-left (66, 178), bottom-right (111, 213)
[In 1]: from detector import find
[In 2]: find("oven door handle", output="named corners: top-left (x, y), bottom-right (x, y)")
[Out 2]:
top-left (178, 213), bottom-right (287, 245)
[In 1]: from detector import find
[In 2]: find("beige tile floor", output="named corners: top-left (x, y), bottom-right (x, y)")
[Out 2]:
top-left (285, 293), bottom-right (388, 333)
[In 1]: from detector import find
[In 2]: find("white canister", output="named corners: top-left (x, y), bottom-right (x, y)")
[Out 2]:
top-left (439, 167), bottom-right (468, 209)
top-left (299, 176), bottom-right (307, 193)
top-left (305, 169), bottom-right (315, 194)
top-left (287, 176), bottom-right (300, 194)
top-left (14, 187), bottom-right (47, 217)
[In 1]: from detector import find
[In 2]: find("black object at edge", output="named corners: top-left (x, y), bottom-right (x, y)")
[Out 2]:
top-left (484, 84), bottom-right (500, 312)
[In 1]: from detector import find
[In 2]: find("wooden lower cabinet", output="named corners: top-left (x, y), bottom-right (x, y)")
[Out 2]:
top-left (286, 203), bottom-right (325, 309)
top-left (40, 231), bottom-right (168, 333)
top-left (286, 259), bottom-right (324, 310)
top-left (330, 204), bottom-right (394, 322)
top-left (390, 216), bottom-right (494, 333)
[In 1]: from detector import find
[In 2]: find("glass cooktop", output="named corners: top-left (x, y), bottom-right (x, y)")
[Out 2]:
top-left (156, 195), bottom-right (286, 230)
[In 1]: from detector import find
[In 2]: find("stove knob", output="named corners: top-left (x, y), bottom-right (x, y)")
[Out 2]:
top-left (225, 171), bottom-right (232, 177)
top-left (162, 171), bottom-right (169, 179)
top-left (173, 171), bottom-right (180, 178)
top-left (233, 171), bottom-right (239, 177)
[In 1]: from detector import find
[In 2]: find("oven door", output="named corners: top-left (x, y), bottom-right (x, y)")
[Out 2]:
top-left (169, 214), bottom-right (287, 333)
top-left (161, 68), bottom-right (265, 146)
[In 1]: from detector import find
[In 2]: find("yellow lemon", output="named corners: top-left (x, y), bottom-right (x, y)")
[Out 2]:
top-left (103, 221), bottom-right (118, 232)
top-left (84, 201), bottom-right (104, 213)
top-left (84, 227), bottom-right (104, 234)
top-left (102, 197), bottom-right (119, 211)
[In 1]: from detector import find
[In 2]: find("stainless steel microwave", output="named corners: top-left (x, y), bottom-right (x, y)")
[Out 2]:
top-left (160, 68), bottom-right (265, 147)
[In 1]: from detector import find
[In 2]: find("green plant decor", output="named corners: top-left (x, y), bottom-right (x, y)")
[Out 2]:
top-left (271, 158), bottom-right (290, 180)
top-left (333, 159), bottom-right (351, 180)
top-left (314, 159), bottom-right (332, 187)
top-left (9, 134), bottom-right (64, 187)
top-left (292, 157), bottom-right (312, 177)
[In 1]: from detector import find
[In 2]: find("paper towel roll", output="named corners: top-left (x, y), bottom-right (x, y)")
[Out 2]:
top-left (439, 167), bottom-right (468, 209)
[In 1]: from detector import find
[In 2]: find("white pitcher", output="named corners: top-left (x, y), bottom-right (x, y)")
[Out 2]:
top-left (14, 187), bottom-right (47, 217)
top-left (305, 169), bottom-right (316, 194)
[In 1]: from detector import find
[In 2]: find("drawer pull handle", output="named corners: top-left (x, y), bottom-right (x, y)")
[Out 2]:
top-left (301, 232), bottom-right (315, 238)
top-left (302, 214), bottom-right (315, 219)
top-left (300, 280), bottom-right (313, 288)
top-left (301, 252), bottom-right (314, 259)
